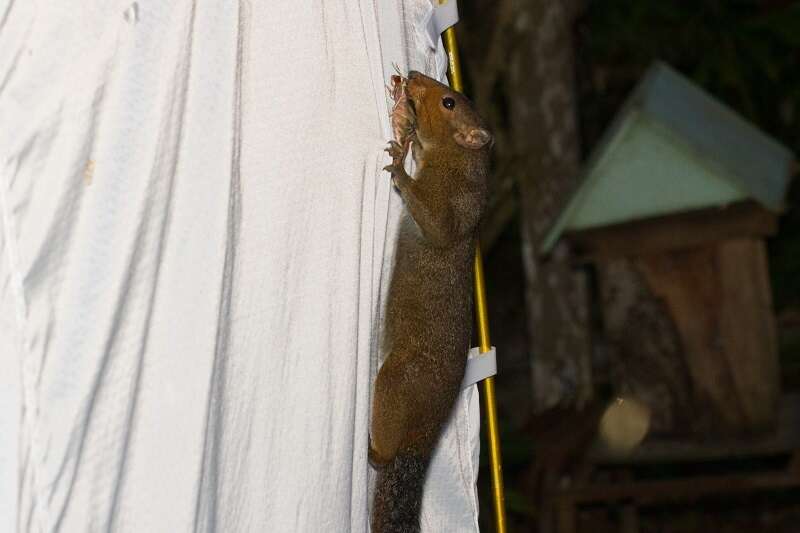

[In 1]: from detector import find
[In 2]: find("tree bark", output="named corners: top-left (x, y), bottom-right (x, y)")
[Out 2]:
top-left (598, 259), bottom-right (696, 435)
top-left (458, 0), bottom-right (781, 434)
top-left (460, 0), bottom-right (693, 424)
top-left (508, 0), bottom-right (592, 411)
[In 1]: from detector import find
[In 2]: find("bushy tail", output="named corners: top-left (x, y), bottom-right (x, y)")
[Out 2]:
top-left (372, 453), bottom-right (429, 533)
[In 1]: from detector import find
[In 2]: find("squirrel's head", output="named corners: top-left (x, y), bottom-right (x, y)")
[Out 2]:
top-left (405, 71), bottom-right (492, 153)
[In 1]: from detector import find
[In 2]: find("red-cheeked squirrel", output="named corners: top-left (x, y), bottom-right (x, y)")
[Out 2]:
top-left (369, 70), bottom-right (493, 533)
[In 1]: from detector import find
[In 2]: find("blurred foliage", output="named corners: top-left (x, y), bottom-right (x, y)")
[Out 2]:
top-left (575, 0), bottom-right (800, 311)
top-left (772, 181), bottom-right (800, 311)
top-left (577, 0), bottom-right (800, 149)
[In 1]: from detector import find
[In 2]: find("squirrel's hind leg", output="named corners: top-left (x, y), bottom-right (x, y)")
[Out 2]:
top-left (370, 353), bottom-right (413, 468)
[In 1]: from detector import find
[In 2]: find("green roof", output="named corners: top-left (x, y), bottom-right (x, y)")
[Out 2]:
top-left (541, 62), bottom-right (795, 253)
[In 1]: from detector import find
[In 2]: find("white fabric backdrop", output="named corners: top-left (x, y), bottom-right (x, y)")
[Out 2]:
top-left (0, 1), bottom-right (480, 531)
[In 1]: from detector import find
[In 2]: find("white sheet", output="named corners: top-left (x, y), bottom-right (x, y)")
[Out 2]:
top-left (0, 2), bottom-right (480, 531)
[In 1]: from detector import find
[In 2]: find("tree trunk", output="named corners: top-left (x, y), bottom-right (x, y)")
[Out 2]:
top-left (508, 0), bottom-right (592, 411)
top-left (598, 259), bottom-right (696, 435)
top-left (459, 0), bottom-right (695, 426)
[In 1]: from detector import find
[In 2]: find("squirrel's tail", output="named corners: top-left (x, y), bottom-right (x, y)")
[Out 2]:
top-left (371, 452), bottom-right (429, 533)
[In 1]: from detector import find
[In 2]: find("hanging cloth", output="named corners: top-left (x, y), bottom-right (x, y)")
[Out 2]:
top-left (0, 1), bottom-right (480, 531)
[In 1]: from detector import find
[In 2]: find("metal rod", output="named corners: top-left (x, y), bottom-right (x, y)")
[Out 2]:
top-left (443, 24), bottom-right (508, 533)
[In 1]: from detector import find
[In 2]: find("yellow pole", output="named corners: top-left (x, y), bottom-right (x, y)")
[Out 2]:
top-left (443, 24), bottom-right (507, 533)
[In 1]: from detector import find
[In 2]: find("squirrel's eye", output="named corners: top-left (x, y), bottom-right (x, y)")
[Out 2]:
top-left (442, 97), bottom-right (456, 110)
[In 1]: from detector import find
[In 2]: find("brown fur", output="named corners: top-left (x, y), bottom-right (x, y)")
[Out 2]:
top-left (370, 71), bottom-right (492, 532)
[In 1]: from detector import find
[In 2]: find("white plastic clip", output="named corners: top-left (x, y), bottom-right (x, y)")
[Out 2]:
top-left (424, 0), bottom-right (460, 49)
top-left (461, 346), bottom-right (497, 389)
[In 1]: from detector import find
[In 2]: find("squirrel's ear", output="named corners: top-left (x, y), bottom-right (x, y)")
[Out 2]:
top-left (454, 127), bottom-right (492, 150)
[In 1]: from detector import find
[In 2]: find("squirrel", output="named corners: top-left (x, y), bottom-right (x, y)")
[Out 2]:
top-left (369, 70), bottom-right (493, 533)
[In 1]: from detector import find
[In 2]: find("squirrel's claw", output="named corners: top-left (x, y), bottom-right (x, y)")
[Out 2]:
top-left (383, 164), bottom-right (408, 190)
top-left (385, 140), bottom-right (405, 160)
top-left (386, 140), bottom-right (403, 156)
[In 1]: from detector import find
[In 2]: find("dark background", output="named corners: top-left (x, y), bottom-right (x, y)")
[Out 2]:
top-left (452, 1), bottom-right (800, 530)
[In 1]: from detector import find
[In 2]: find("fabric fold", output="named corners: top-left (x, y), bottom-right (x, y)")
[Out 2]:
top-left (0, 2), bottom-right (480, 531)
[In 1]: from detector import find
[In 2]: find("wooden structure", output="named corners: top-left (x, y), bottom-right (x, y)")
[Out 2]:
top-left (547, 394), bottom-right (800, 533)
top-left (542, 62), bottom-right (795, 434)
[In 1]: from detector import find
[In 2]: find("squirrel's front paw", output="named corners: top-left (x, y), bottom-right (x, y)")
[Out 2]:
top-left (384, 140), bottom-right (405, 161)
top-left (383, 164), bottom-right (410, 190)
top-left (382, 162), bottom-right (402, 176)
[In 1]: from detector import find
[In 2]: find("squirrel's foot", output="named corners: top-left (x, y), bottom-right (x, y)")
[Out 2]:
top-left (368, 442), bottom-right (393, 471)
